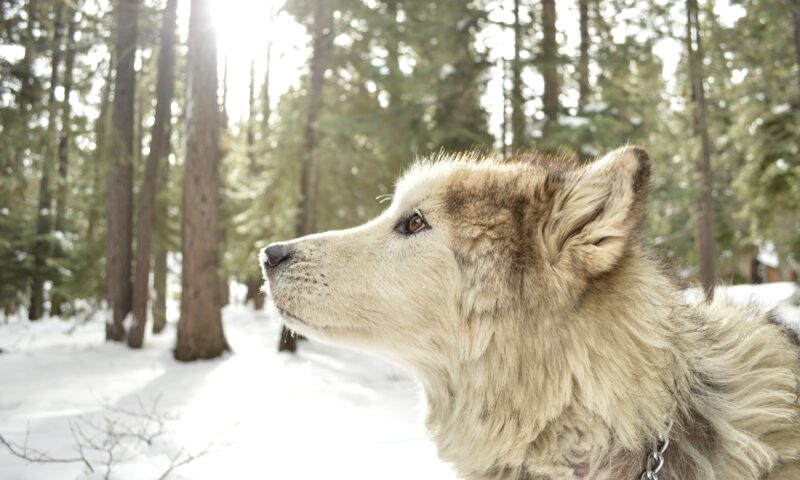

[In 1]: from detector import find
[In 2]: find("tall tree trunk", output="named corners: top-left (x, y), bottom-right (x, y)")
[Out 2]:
top-left (295, 0), bottom-right (332, 239)
top-left (175, 0), bottom-right (229, 361)
top-left (245, 278), bottom-right (264, 309)
top-left (246, 58), bottom-right (257, 169)
top-left (30, 1), bottom-right (65, 320)
top-left (50, 5), bottom-right (79, 317)
top-left (577, 0), bottom-right (590, 111)
top-left (152, 138), bottom-right (171, 334)
top-left (242, 58), bottom-right (261, 305)
top-left (17, 0), bottom-right (37, 116)
top-left (220, 53), bottom-right (228, 129)
top-left (281, 0), bottom-right (334, 353)
top-left (510, 0), bottom-right (526, 148)
top-left (501, 57), bottom-right (509, 158)
top-left (128, 0), bottom-right (177, 348)
top-left (263, 40), bottom-right (272, 137)
top-left (686, 0), bottom-right (716, 300)
top-left (152, 248), bottom-right (168, 333)
top-left (106, 0), bottom-right (140, 340)
top-left (87, 63), bottom-right (114, 245)
top-left (541, 0), bottom-right (559, 124)
top-left (262, 6), bottom-right (273, 141)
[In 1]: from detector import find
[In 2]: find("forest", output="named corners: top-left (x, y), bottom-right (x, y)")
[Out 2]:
top-left (2, 0), bottom-right (799, 358)
top-left (1, 0), bottom-right (800, 478)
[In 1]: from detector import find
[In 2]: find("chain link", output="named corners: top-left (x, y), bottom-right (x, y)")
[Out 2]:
top-left (640, 418), bottom-right (673, 480)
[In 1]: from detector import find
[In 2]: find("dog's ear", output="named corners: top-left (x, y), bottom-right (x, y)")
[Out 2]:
top-left (543, 146), bottom-right (651, 276)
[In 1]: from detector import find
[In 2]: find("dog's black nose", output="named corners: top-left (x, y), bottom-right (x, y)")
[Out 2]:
top-left (263, 242), bottom-right (294, 268)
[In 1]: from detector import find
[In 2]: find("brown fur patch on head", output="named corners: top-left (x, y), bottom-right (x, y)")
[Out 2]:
top-left (439, 147), bottom-right (653, 317)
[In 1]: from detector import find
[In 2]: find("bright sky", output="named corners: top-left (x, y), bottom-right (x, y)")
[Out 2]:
top-left (207, 0), bottom-right (308, 126)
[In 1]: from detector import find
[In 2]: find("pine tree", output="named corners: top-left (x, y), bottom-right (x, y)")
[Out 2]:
top-left (686, 0), bottom-right (716, 299)
top-left (106, 0), bottom-right (140, 340)
top-left (50, 4), bottom-right (79, 316)
top-left (128, 0), bottom-right (177, 348)
top-left (174, 0), bottom-right (229, 361)
top-left (510, 0), bottom-right (527, 148)
top-left (577, 0), bottom-right (589, 111)
top-left (540, 0), bottom-right (558, 125)
top-left (30, 1), bottom-right (65, 320)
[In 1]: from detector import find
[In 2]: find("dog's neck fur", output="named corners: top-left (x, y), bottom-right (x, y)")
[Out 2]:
top-left (415, 252), bottom-right (690, 479)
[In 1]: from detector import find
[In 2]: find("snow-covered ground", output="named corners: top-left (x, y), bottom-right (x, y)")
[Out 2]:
top-left (0, 302), bottom-right (455, 479)
top-left (1, 283), bottom-right (798, 480)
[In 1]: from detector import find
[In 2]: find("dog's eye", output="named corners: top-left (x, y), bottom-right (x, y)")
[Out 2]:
top-left (396, 211), bottom-right (429, 235)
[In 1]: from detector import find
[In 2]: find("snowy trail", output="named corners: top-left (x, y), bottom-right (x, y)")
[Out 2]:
top-left (0, 283), bottom-right (798, 479)
top-left (0, 304), bottom-right (455, 479)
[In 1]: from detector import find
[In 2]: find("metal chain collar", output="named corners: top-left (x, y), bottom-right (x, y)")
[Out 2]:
top-left (640, 418), bottom-right (673, 480)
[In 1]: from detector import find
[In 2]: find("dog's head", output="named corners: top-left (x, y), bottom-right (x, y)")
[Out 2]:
top-left (261, 146), bottom-right (650, 364)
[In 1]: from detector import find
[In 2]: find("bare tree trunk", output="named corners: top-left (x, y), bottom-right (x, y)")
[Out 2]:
top-left (128, 0), bottom-right (177, 348)
top-left (686, 0), bottom-right (716, 300)
top-left (246, 58), bottom-right (257, 169)
top-left (263, 13), bottom-right (272, 134)
top-left (501, 58), bottom-right (509, 158)
top-left (792, 0), bottom-right (800, 90)
top-left (87, 63), bottom-right (114, 245)
top-left (220, 53), bottom-right (228, 129)
top-left (245, 278), bottom-right (264, 309)
top-left (295, 0), bottom-right (332, 239)
top-left (30, 1), bottom-right (65, 321)
top-left (281, 0), bottom-right (334, 353)
top-left (17, 0), bottom-right (37, 116)
top-left (510, 0), bottom-right (526, 148)
top-left (152, 248), bottom-right (168, 333)
top-left (541, 0), bottom-right (559, 124)
top-left (174, 0), bottom-right (229, 361)
top-left (106, 0), bottom-right (140, 340)
top-left (578, 0), bottom-right (589, 111)
top-left (152, 140), bottom-right (171, 334)
top-left (50, 5), bottom-right (79, 317)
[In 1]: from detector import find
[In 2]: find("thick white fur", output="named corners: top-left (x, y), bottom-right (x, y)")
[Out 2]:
top-left (263, 147), bottom-right (800, 479)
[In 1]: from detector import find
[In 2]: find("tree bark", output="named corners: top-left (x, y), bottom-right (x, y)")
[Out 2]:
top-left (246, 58), bottom-right (257, 169)
top-left (152, 248), bottom-right (168, 333)
top-left (245, 278), bottom-right (264, 309)
top-left (128, 0), bottom-right (177, 348)
top-left (50, 5), bottom-right (79, 317)
top-left (501, 58), bottom-right (509, 157)
top-left (686, 0), bottom-right (716, 300)
top-left (282, 0), bottom-right (334, 353)
top-left (174, 0), bottom-right (229, 361)
top-left (152, 138), bottom-right (171, 334)
top-left (17, 0), bottom-right (37, 116)
top-left (578, 0), bottom-right (590, 111)
top-left (263, 5), bottom-right (272, 135)
top-left (30, 1), bottom-right (65, 320)
top-left (106, 0), bottom-right (139, 340)
top-left (541, 0), bottom-right (559, 124)
top-left (87, 63), bottom-right (114, 245)
top-left (295, 0), bottom-right (332, 239)
top-left (510, 0), bottom-right (526, 148)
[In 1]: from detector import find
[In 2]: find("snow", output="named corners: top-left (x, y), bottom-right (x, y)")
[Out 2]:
top-left (438, 64), bottom-right (456, 80)
top-left (559, 116), bottom-right (590, 128)
top-left (0, 303), bottom-right (455, 479)
top-left (583, 102), bottom-right (608, 113)
top-left (757, 241), bottom-right (780, 268)
top-left (1, 284), bottom-right (798, 479)
top-left (772, 103), bottom-right (791, 115)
